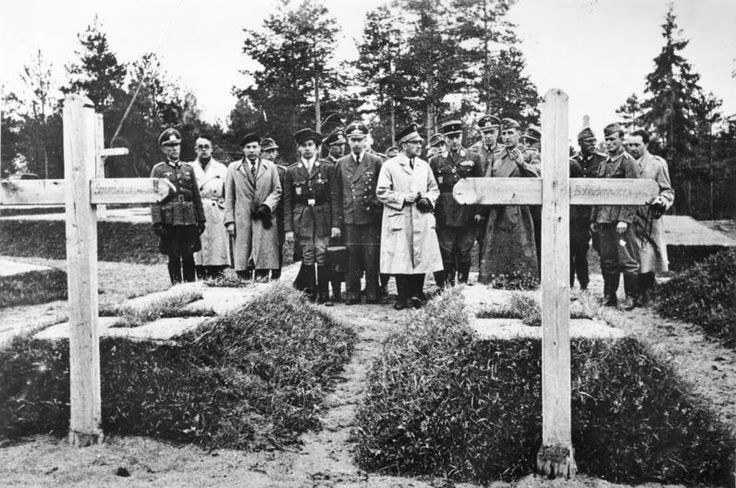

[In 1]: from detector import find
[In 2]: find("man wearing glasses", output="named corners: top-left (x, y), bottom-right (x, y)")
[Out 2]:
top-left (191, 136), bottom-right (230, 279)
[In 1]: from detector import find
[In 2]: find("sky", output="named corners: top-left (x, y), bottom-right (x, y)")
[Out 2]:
top-left (1, 0), bottom-right (734, 140)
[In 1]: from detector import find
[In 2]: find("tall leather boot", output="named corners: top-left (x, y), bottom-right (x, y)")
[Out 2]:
top-left (457, 262), bottom-right (472, 284)
top-left (317, 266), bottom-right (331, 305)
top-left (602, 272), bottom-right (619, 307)
top-left (293, 263), bottom-right (308, 291)
top-left (637, 272), bottom-right (655, 307)
top-left (622, 273), bottom-right (639, 311)
top-left (304, 264), bottom-right (317, 302)
top-left (434, 270), bottom-right (448, 290)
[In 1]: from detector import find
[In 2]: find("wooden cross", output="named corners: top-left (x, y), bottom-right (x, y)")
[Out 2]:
top-left (0, 94), bottom-right (169, 446)
top-left (454, 89), bottom-right (658, 477)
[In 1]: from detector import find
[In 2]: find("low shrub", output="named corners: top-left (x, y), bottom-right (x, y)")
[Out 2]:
top-left (655, 247), bottom-right (736, 346)
top-left (354, 292), bottom-right (735, 485)
top-left (0, 268), bottom-right (67, 308)
top-left (0, 284), bottom-right (356, 450)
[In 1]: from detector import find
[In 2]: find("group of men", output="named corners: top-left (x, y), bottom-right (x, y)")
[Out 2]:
top-left (150, 114), bottom-right (673, 311)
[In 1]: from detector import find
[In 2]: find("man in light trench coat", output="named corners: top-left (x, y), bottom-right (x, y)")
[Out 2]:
top-left (191, 135), bottom-right (231, 279)
top-left (224, 133), bottom-right (282, 280)
top-left (376, 123), bottom-right (443, 310)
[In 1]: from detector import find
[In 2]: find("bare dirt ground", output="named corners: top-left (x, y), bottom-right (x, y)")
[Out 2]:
top-left (0, 253), bottom-right (732, 487)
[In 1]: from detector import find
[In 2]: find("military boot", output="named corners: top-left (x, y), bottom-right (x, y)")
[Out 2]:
top-left (317, 266), bottom-right (331, 305)
top-left (602, 273), bottom-right (619, 307)
top-left (621, 274), bottom-right (639, 311)
top-left (457, 262), bottom-right (472, 284)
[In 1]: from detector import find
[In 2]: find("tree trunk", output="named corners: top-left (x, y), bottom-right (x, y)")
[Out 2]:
top-left (390, 99), bottom-right (396, 145)
top-left (314, 75), bottom-right (321, 132)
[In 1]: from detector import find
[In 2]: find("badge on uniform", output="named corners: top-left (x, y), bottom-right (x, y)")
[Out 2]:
top-left (308, 198), bottom-right (316, 206)
top-left (296, 187), bottom-right (302, 196)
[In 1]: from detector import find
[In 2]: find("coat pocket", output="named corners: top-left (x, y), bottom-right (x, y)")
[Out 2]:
top-left (388, 211), bottom-right (404, 231)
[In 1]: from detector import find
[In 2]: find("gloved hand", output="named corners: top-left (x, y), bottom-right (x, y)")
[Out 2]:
top-left (197, 222), bottom-right (206, 235)
top-left (257, 204), bottom-right (273, 229)
top-left (153, 223), bottom-right (163, 237)
top-left (416, 197), bottom-right (433, 213)
top-left (650, 197), bottom-right (667, 219)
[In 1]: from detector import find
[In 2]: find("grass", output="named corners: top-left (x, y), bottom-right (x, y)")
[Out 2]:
top-left (0, 284), bottom-right (356, 450)
top-left (0, 268), bottom-right (67, 308)
top-left (100, 286), bottom-right (212, 327)
top-left (475, 292), bottom-right (594, 326)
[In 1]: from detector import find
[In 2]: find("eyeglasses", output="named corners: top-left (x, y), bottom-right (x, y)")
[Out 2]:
top-left (445, 134), bottom-right (462, 140)
top-left (196, 144), bottom-right (211, 149)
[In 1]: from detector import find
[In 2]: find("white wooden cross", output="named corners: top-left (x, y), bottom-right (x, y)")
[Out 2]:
top-left (454, 89), bottom-right (658, 477)
top-left (0, 94), bottom-right (170, 446)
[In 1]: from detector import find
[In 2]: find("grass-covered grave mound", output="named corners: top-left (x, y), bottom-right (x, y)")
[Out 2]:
top-left (354, 288), bottom-right (735, 485)
top-left (0, 283), bottom-right (356, 450)
top-left (655, 247), bottom-right (736, 347)
top-left (0, 268), bottom-right (67, 308)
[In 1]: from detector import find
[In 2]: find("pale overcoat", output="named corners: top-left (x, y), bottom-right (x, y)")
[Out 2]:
top-left (192, 158), bottom-right (231, 266)
top-left (634, 151), bottom-right (674, 273)
top-left (376, 153), bottom-right (443, 275)
top-left (224, 158), bottom-right (282, 271)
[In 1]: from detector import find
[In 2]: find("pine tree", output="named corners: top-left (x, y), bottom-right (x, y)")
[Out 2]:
top-left (616, 93), bottom-right (645, 132)
top-left (63, 16), bottom-right (126, 111)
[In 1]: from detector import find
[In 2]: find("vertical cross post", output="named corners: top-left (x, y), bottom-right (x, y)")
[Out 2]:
top-left (63, 94), bottom-right (103, 446)
top-left (536, 89), bottom-right (576, 476)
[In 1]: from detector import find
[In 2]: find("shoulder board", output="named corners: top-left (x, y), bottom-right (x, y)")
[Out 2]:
top-left (152, 162), bottom-right (167, 169)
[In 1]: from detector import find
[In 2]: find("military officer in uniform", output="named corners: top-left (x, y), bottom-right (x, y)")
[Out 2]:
top-left (591, 123), bottom-right (641, 309)
top-left (261, 137), bottom-right (289, 279)
top-left (429, 120), bottom-right (483, 288)
top-left (150, 128), bottom-right (206, 285)
top-left (569, 127), bottom-right (606, 290)
top-left (334, 121), bottom-right (383, 304)
top-left (522, 126), bottom-right (541, 153)
top-left (284, 128), bottom-right (341, 302)
top-left (427, 133), bottom-right (446, 160)
top-left (470, 115), bottom-right (503, 252)
top-left (325, 128), bottom-right (346, 164)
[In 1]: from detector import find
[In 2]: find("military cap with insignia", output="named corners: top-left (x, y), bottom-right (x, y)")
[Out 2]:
top-left (345, 121), bottom-right (369, 139)
top-left (240, 133), bottom-right (260, 146)
top-left (260, 137), bottom-right (279, 151)
top-left (429, 133), bottom-right (446, 148)
top-left (324, 128), bottom-right (347, 146)
top-left (396, 123), bottom-right (423, 144)
top-left (501, 118), bottom-right (521, 131)
top-left (603, 123), bottom-right (624, 137)
top-left (440, 120), bottom-right (463, 136)
top-left (294, 128), bottom-right (323, 146)
top-left (577, 127), bottom-right (596, 141)
top-left (477, 114), bottom-right (500, 132)
top-left (523, 126), bottom-right (541, 142)
top-left (158, 128), bottom-right (182, 146)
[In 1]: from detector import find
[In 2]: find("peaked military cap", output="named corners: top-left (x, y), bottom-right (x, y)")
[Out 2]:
top-left (396, 123), bottom-right (423, 144)
top-left (345, 121), bottom-right (369, 139)
top-left (240, 133), bottom-right (260, 146)
top-left (440, 120), bottom-right (463, 135)
top-left (523, 126), bottom-right (541, 142)
top-left (260, 137), bottom-right (279, 151)
top-left (429, 133), bottom-right (446, 148)
top-left (501, 118), bottom-right (521, 131)
top-left (477, 115), bottom-right (501, 132)
top-left (577, 127), bottom-right (596, 141)
top-left (603, 123), bottom-right (623, 137)
top-left (294, 128), bottom-right (323, 146)
top-left (158, 128), bottom-right (181, 146)
top-left (324, 128), bottom-right (347, 146)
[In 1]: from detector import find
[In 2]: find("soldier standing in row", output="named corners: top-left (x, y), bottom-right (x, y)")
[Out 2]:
top-left (377, 123), bottom-right (443, 310)
top-left (150, 128), bottom-right (206, 285)
top-left (430, 120), bottom-right (483, 288)
top-left (191, 135), bottom-right (230, 280)
top-left (284, 129), bottom-right (341, 302)
top-left (334, 121), bottom-right (384, 304)
top-left (471, 115), bottom-right (503, 253)
top-left (591, 123), bottom-right (640, 309)
top-left (569, 127), bottom-right (606, 290)
top-left (477, 118), bottom-right (540, 284)
top-left (224, 134), bottom-right (282, 281)
top-left (325, 128), bottom-right (346, 164)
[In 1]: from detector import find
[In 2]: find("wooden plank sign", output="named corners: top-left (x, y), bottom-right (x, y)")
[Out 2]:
top-left (0, 178), bottom-right (171, 206)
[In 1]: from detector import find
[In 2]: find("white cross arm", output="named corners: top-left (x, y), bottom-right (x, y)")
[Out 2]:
top-left (0, 178), bottom-right (172, 206)
top-left (453, 177), bottom-right (659, 206)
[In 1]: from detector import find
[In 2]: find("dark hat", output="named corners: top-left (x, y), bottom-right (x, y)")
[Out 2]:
top-left (477, 114), bottom-right (501, 132)
top-left (523, 126), bottom-right (541, 142)
top-left (240, 133), bottom-right (260, 146)
top-left (345, 121), bottom-right (369, 139)
top-left (440, 120), bottom-right (463, 135)
top-left (158, 128), bottom-right (181, 146)
top-left (577, 127), bottom-right (596, 141)
top-left (429, 133), bottom-right (446, 148)
top-left (396, 123), bottom-right (423, 144)
top-left (294, 128), bottom-right (323, 146)
top-left (501, 118), bottom-right (521, 131)
top-left (324, 128), bottom-right (347, 146)
top-left (260, 137), bottom-right (279, 151)
top-left (603, 123), bottom-right (623, 137)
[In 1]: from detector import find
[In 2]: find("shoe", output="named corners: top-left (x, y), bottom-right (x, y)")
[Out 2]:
top-left (410, 296), bottom-right (424, 309)
top-left (621, 297), bottom-right (636, 311)
top-left (393, 298), bottom-right (408, 310)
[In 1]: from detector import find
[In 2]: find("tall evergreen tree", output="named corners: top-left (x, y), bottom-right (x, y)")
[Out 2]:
top-left (63, 16), bottom-right (126, 112)
top-left (616, 93), bottom-right (645, 132)
top-left (481, 47), bottom-right (539, 125)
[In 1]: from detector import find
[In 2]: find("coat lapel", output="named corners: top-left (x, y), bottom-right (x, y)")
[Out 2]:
top-left (350, 154), bottom-right (368, 184)
top-left (236, 160), bottom-right (256, 194)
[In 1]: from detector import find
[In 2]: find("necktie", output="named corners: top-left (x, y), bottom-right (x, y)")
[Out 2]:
top-left (409, 158), bottom-right (414, 170)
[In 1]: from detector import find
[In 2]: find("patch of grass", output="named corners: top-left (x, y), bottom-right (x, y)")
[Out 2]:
top-left (475, 293), bottom-right (592, 326)
top-left (655, 247), bottom-right (736, 346)
top-left (0, 268), bottom-right (67, 308)
top-left (101, 287), bottom-right (213, 327)
top-left (204, 268), bottom-right (255, 288)
top-left (354, 290), bottom-right (735, 485)
top-left (483, 271), bottom-right (539, 290)
top-left (0, 284), bottom-right (356, 450)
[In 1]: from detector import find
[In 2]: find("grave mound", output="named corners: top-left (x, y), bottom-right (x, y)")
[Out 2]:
top-left (0, 260), bottom-right (67, 308)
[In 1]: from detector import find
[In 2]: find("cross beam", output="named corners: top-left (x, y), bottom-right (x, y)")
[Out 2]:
top-left (454, 89), bottom-right (659, 478)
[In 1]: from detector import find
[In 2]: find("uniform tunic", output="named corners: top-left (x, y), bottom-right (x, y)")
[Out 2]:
top-left (478, 147), bottom-right (540, 283)
top-left (634, 152), bottom-right (674, 273)
top-left (376, 153), bottom-right (443, 275)
top-left (224, 158), bottom-right (282, 271)
top-left (191, 158), bottom-right (230, 267)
